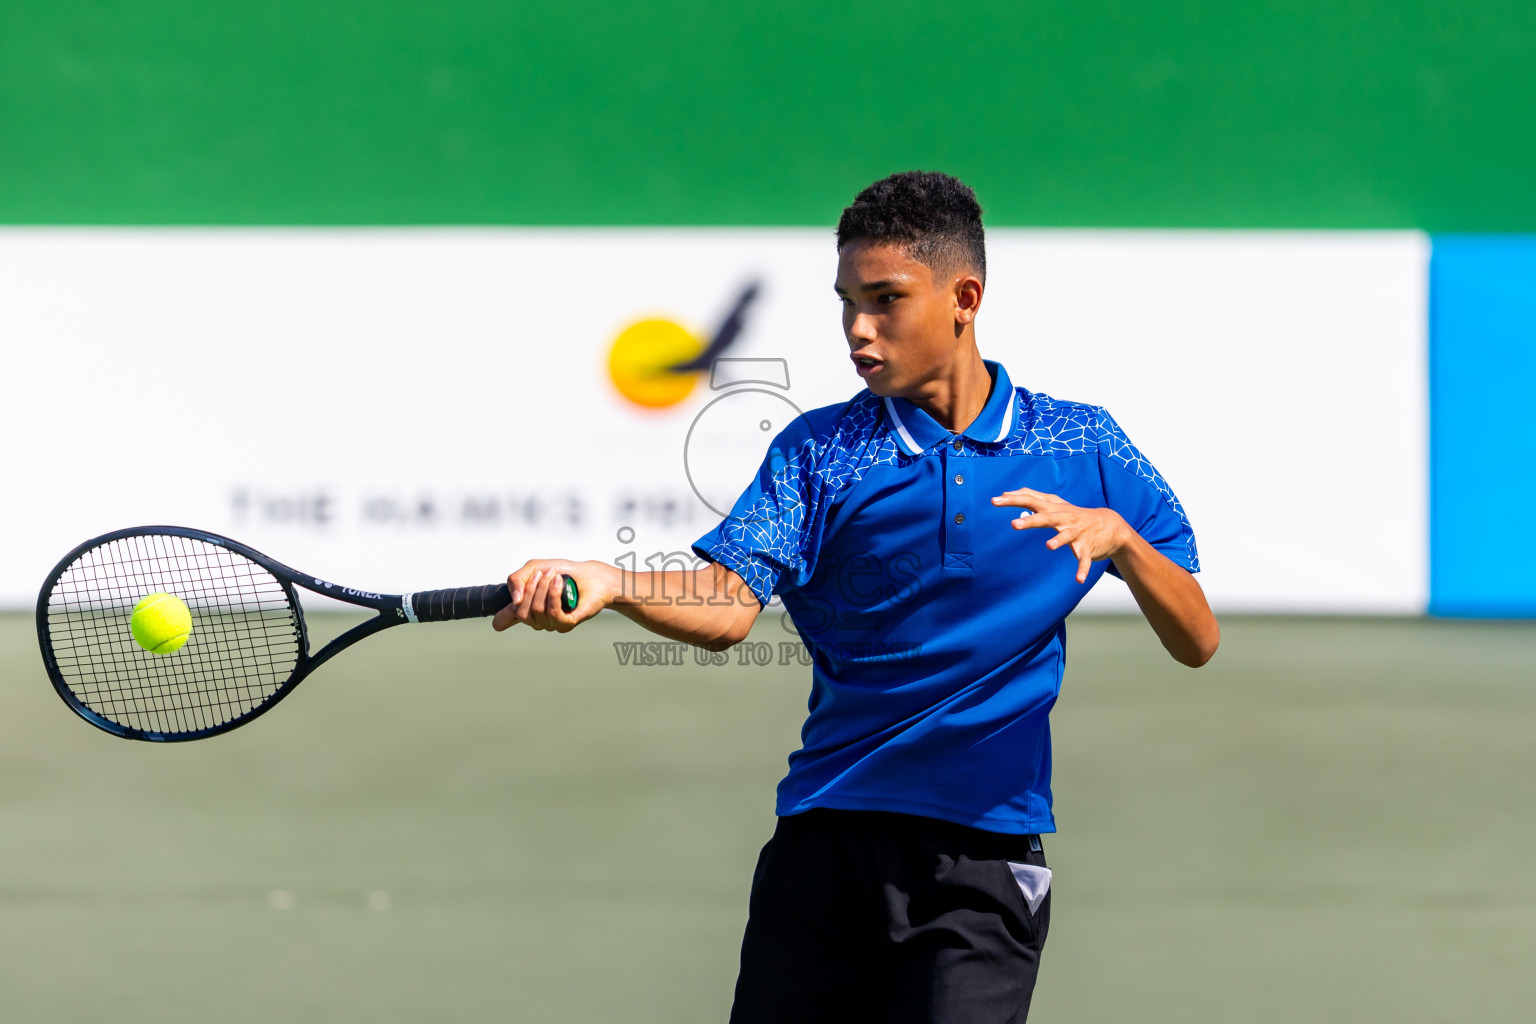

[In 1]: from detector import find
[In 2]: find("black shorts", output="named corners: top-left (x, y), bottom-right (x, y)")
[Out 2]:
top-left (729, 808), bottom-right (1051, 1024)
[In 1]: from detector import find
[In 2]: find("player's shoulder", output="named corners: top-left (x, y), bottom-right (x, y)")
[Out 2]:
top-left (1009, 388), bottom-right (1118, 456)
top-left (1019, 388), bottom-right (1183, 511)
top-left (766, 390), bottom-right (904, 493)
top-left (773, 389), bottom-right (889, 450)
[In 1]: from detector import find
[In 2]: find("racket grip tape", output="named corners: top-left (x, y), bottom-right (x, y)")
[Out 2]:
top-left (407, 576), bottom-right (578, 622)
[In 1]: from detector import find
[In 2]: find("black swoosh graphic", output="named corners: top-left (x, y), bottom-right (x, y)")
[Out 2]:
top-left (665, 280), bottom-right (761, 372)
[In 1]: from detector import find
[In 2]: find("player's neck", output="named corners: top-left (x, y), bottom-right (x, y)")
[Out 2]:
top-left (904, 343), bottom-right (992, 435)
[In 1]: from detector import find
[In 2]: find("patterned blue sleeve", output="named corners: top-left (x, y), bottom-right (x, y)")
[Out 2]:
top-left (691, 425), bottom-right (817, 607)
top-left (1095, 408), bottom-right (1200, 574)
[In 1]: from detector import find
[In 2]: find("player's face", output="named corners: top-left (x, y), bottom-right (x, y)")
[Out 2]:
top-left (834, 240), bottom-right (977, 398)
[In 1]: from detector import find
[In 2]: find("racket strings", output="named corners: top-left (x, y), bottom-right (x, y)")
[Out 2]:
top-left (44, 534), bottom-right (302, 736)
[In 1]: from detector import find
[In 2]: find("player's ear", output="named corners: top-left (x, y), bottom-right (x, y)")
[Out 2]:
top-left (954, 272), bottom-right (983, 326)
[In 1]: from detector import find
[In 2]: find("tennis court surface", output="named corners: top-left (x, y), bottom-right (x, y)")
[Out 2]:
top-left (1, 612), bottom-right (1532, 1022)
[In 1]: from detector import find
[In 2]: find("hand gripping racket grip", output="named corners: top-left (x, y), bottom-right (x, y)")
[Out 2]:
top-left (407, 576), bottom-right (579, 622)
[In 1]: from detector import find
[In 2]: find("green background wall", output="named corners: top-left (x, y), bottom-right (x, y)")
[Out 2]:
top-left (2, 1), bottom-right (1532, 227)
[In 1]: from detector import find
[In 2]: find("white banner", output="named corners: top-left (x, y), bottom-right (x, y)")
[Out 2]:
top-left (0, 229), bottom-right (1426, 613)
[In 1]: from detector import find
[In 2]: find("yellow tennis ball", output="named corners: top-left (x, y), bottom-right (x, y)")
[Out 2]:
top-left (607, 318), bottom-right (704, 409)
top-left (130, 592), bottom-right (193, 654)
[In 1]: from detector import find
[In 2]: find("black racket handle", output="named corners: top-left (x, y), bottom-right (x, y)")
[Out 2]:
top-left (408, 576), bottom-right (579, 622)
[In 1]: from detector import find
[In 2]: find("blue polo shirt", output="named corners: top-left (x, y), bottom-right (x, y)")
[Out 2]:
top-left (691, 360), bottom-right (1199, 834)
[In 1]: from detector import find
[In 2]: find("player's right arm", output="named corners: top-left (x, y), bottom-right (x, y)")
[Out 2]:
top-left (498, 407), bottom-right (818, 648)
top-left (491, 558), bottom-right (761, 651)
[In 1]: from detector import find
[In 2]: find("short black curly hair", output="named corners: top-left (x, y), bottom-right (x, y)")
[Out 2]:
top-left (836, 171), bottom-right (986, 283)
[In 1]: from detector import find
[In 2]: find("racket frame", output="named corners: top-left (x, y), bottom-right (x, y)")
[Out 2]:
top-left (36, 525), bottom-right (546, 742)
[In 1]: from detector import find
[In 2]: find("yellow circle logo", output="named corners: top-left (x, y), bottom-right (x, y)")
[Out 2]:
top-left (607, 318), bottom-right (705, 409)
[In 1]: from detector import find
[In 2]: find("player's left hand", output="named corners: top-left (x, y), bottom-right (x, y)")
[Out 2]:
top-left (990, 488), bottom-right (1134, 584)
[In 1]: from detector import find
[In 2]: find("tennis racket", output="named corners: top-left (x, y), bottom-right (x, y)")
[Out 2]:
top-left (35, 525), bottom-right (578, 742)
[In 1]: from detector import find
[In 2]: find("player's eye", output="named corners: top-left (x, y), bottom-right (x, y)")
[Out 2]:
top-left (878, 293), bottom-right (899, 305)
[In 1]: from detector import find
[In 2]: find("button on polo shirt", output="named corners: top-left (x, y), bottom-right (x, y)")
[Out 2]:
top-left (693, 360), bottom-right (1199, 835)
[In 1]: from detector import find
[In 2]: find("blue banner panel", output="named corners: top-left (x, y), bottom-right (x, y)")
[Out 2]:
top-left (1430, 237), bottom-right (1536, 616)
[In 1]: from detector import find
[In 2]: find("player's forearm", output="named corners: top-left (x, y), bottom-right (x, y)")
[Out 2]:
top-left (605, 561), bottom-right (760, 651)
top-left (1109, 532), bottom-right (1220, 667)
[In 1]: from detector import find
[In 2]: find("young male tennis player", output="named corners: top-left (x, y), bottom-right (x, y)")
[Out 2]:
top-left (494, 171), bottom-right (1219, 1022)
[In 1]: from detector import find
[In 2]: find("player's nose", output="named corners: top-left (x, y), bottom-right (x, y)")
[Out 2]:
top-left (847, 313), bottom-right (879, 344)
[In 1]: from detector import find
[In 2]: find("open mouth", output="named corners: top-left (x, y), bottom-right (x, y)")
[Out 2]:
top-left (852, 355), bottom-right (883, 377)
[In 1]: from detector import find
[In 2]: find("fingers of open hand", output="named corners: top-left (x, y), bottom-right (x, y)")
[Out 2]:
top-left (1043, 524), bottom-right (1078, 550)
top-left (1009, 510), bottom-right (1102, 583)
top-left (1012, 511), bottom-right (1058, 531)
top-left (1058, 523), bottom-right (1106, 581)
top-left (992, 487), bottom-right (1061, 511)
top-left (1073, 541), bottom-right (1093, 583)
